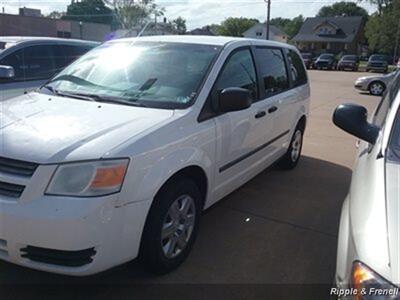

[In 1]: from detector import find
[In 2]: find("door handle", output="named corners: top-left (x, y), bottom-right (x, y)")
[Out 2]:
top-left (268, 106), bottom-right (278, 114)
top-left (255, 111), bottom-right (266, 119)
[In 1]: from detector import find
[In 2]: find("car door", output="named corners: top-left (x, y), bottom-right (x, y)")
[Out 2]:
top-left (253, 46), bottom-right (294, 156)
top-left (212, 47), bottom-right (276, 200)
top-left (0, 45), bottom-right (57, 101)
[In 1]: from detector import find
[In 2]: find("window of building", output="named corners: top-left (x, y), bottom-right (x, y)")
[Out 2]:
top-left (255, 47), bottom-right (289, 97)
top-left (287, 49), bottom-right (308, 87)
top-left (214, 48), bottom-right (257, 101)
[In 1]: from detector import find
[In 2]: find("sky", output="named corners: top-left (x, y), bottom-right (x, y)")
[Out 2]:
top-left (0, 0), bottom-right (376, 30)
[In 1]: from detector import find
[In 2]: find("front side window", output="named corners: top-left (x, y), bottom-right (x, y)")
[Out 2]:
top-left (42, 42), bottom-right (221, 109)
top-left (214, 48), bottom-right (257, 101)
top-left (287, 49), bottom-right (307, 87)
top-left (256, 47), bottom-right (289, 97)
top-left (0, 45), bottom-right (57, 81)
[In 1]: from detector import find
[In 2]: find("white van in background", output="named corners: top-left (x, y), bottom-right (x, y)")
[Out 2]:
top-left (0, 37), bottom-right (98, 101)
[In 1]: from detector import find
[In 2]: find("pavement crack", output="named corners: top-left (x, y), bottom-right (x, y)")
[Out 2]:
top-left (227, 206), bottom-right (338, 238)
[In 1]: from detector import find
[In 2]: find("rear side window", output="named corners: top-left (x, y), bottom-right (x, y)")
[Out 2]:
top-left (214, 48), bottom-right (257, 100)
top-left (255, 47), bottom-right (289, 97)
top-left (63, 45), bottom-right (93, 65)
top-left (0, 45), bottom-right (57, 81)
top-left (287, 49), bottom-right (307, 87)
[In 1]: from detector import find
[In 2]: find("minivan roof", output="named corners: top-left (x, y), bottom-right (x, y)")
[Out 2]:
top-left (0, 36), bottom-right (99, 46)
top-left (110, 35), bottom-right (293, 48)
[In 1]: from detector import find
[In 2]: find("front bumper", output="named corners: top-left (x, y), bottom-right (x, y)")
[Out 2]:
top-left (354, 81), bottom-right (368, 91)
top-left (0, 193), bottom-right (150, 276)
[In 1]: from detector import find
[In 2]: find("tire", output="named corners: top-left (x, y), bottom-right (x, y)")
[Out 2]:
top-left (277, 124), bottom-right (304, 170)
top-left (368, 81), bottom-right (385, 96)
top-left (140, 177), bottom-right (202, 274)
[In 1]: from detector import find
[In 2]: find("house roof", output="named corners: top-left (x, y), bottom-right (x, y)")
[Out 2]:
top-left (188, 28), bottom-right (216, 36)
top-left (292, 16), bottom-right (364, 43)
top-left (242, 24), bottom-right (287, 37)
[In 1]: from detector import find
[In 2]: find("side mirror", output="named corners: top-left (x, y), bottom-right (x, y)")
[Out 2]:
top-left (333, 103), bottom-right (380, 145)
top-left (218, 87), bottom-right (252, 113)
top-left (0, 65), bottom-right (15, 79)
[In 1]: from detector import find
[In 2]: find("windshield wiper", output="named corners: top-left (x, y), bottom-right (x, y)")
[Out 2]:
top-left (69, 92), bottom-right (148, 107)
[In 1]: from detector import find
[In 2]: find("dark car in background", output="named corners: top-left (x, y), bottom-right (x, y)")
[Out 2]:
top-left (366, 54), bottom-right (389, 73)
top-left (0, 37), bottom-right (99, 101)
top-left (337, 55), bottom-right (359, 71)
top-left (314, 53), bottom-right (337, 70)
top-left (301, 53), bottom-right (314, 69)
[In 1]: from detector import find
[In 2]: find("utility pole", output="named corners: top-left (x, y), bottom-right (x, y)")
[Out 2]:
top-left (394, 18), bottom-right (400, 65)
top-left (264, 0), bottom-right (271, 40)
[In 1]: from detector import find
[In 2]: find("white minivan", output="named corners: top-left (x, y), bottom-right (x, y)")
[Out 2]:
top-left (0, 36), bottom-right (309, 275)
top-left (333, 70), bottom-right (400, 297)
top-left (0, 37), bottom-right (98, 101)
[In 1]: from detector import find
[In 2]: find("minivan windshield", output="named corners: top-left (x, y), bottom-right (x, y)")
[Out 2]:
top-left (42, 41), bottom-right (221, 109)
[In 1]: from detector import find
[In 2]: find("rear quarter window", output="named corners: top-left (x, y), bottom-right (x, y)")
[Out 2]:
top-left (287, 49), bottom-right (307, 87)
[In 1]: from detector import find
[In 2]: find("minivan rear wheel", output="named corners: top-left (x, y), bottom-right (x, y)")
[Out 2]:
top-left (277, 126), bottom-right (304, 170)
top-left (140, 177), bottom-right (202, 274)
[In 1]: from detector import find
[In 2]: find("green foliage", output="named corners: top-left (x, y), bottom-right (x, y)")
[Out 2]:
top-left (46, 11), bottom-right (65, 19)
top-left (365, 0), bottom-right (400, 54)
top-left (104, 0), bottom-right (165, 29)
top-left (271, 15), bottom-right (304, 39)
top-left (317, 1), bottom-right (369, 18)
top-left (171, 17), bottom-right (187, 35)
top-left (63, 0), bottom-right (114, 24)
top-left (217, 17), bottom-right (259, 37)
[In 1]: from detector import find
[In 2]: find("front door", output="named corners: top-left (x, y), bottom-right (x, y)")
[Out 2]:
top-left (213, 47), bottom-right (275, 200)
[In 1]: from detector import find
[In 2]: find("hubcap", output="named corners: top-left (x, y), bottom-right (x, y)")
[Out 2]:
top-left (371, 83), bottom-right (383, 95)
top-left (291, 130), bottom-right (302, 162)
top-left (161, 195), bottom-right (196, 259)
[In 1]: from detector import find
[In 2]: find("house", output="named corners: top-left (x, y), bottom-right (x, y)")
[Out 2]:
top-left (242, 24), bottom-right (288, 43)
top-left (187, 26), bottom-right (216, 36)
top-left (292, 16), bottom-right (366, 55)
top-left (0, 9), bottom-right (112, 41)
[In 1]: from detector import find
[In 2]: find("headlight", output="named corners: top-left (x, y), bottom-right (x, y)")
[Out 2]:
top-left (46, 159), bottom-right (129, 197)
top-left (352, 261), bottom-right (399, 299)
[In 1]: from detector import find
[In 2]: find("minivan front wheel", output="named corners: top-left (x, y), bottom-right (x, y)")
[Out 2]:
top-left (140, 177), bottom-right (202, 274)
top-left (277, 126), bottom-right (304, 170)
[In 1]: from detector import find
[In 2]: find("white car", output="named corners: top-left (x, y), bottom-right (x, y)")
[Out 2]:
top-left (0, 36), bottom-right (310, 276)
top-left (0, 37), bottom-right (98, 101)
top-left (333, 70), bottom-right (400, 297)
top-left (355, 72), bottom-right (396, 96)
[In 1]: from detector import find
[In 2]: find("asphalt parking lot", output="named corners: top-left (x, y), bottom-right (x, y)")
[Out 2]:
top-left (0, 70), bottom-right (381, 298)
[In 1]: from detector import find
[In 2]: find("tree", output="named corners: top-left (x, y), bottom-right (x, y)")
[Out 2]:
top-left (104, 0), bottom-right (165, 29)
top-left (170, 17), bottom-right (187, 35)
top-left (218, 17), bottom-right (259, 37)
top-left (271, 15), bottom-right (304, 39)
top-left (364, 0), bottom-right (400, 54)
top-left (62, 0), bottom-right (114, 24)
top-left (317, 1), bottom-right (369, 18)
top-left (46, 11), bottom-right (65, 19)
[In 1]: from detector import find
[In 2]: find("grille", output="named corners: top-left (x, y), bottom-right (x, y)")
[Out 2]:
top-left (0, 156), bottom-right (38, 177)
top-left (0, 181), bottom-right (25, 198)
top-left (21, 246), bottom-right (96, 267)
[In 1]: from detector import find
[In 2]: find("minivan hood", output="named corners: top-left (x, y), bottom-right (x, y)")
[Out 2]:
top-left (0, 93), bottom-right (175, 163)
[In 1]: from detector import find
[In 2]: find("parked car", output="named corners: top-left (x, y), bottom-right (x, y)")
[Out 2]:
top-left (337, 55), bottom-right (359, 72)
top-left (333, 69), bottom-right (400, 298)
top-left (354, 71), bottom-right (396, 96)
top-left (301, 52), bottom-right (314, 69)
top-left (0, 37), bottom-right (99, 101)
top-left (366, 54), bottom-right (389, 73)
top-left (0, 36), bottom-right (310, 276)
top-left (314, 53), bottom-right (337, 70)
